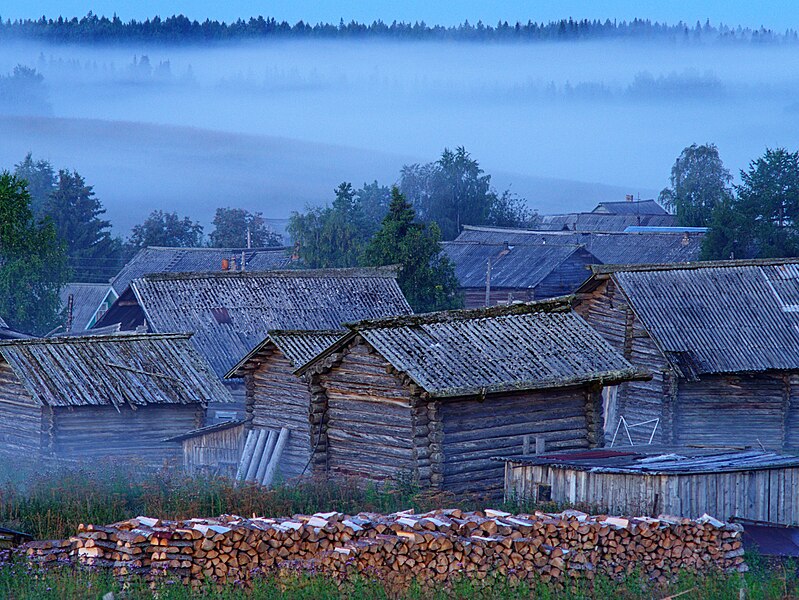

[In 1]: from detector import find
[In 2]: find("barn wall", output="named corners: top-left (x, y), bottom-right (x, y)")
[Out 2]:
top-left (52, 404), bottom-right (201, 468)
top-left (506, 462), bottom-right (799, 526)
top-left (675, 374), bottom-right (786, 450)
top-left (206, 382), bottom-right (244, 425)
top-left (789, 375), bottom-right (799, 451)
top-left (439, 387), bottom-right (600, 497)
top-left (181, 424), bottom-right (245, 477)
top-left (0, 362), bottom-right (43, 457)
top-left (250, 351), bottom-right (312, 481)
top-left (317, 342), bottom-right (416, 482)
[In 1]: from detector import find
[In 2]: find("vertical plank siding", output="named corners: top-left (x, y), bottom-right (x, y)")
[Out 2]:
top-left (440, 388), bottom-right (598, 496)
top-left (250, 351), bottom-right (313, 481)
top-left (181, 424), bottom-right (245, 477)
top-left (52, 404), bottom-right (200, 468)
top-left (506, 462), bottom-right (799, 526)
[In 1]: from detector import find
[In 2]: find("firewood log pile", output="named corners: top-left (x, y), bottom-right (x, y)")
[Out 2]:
top-left (21, 508), bottom-right (746, 591)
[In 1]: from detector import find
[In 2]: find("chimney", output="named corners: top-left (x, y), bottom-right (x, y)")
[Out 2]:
top-left (625, 194), bottom-right (634, 202)
top-left (230, 256), bottom-right (237, 271)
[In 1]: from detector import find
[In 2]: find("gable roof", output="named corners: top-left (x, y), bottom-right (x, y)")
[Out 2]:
top-left (98, 267), bottom-right (412, 378)
top-left (442, 241), bottom-right (596, 288)
top-left (301, 298), bottom-right (645, 397)
top-left (60, 283), bottom-right (115, 332)
top-left (0, 317), bottom-right (30, 340)
top-left (456, 226), bottom-right (703, 265)
top-left (226, 329), bottom-right (345, 378)
top-left (585, 259), bottom-right (799, 379)
top-left (536, 212), bottom-right (676, 232)
top-left (111, 246), bottom-right (292, 293)
top-left (592, 200), bottom-right (668, 216)
top-left (0, 333), bottom-right (232, 408)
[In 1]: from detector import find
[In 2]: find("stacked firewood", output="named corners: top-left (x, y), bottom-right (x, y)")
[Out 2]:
top-left (22, 509), bottom-right (746, 591)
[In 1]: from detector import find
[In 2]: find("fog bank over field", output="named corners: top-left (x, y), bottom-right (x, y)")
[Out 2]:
top-left (1, 37), bottom-right (798, 232)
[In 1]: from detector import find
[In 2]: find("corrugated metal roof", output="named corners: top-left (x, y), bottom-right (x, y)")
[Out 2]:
top-left (592, 200), bottom-right (669, 216)
top-left (103, 268), bottom-right (412, 378)
top-left (305, 299), bottom-right (643, 397)
top-left (502, 449), bottom-right (799, 475)
top-left (111, 246), bottom-right (292, 293)
top-left (225, 329), bottom-right (345, 378)
top-left (538, 213), bottom-right (676, 231)
top-left (442, 242), bottom-right (592, 288)
top-left (610, 261), bottom-right (799, 378)
top-left (0, 333), bottom-right (232, 408)
top-left (59, 283), bottom-right (114, 332)
top-left (456, 226), bottom-right (703, 265)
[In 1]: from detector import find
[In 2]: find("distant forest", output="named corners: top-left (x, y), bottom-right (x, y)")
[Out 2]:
top-left (0, 14), bottom-right (796, 44)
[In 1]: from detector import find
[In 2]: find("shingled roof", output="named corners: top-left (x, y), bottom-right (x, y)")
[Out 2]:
top-left (442, 241), bottom-right (597, 288)
top-left (456, 226), bottom-right (702, 265)
top-left (0, 333), bottom-right (232, 408)
top-left (225, 329), bottom-right (345, 378)
top-left (584, 259), bottom-right (799, 379)
top-left (97, 268), bottom-right (412, 378)
top-left (300, 298), bottom-right (644, 397)
top-left (111, 246), bottom-right (292, 293)
top-left (59, 283), bottom-right (115, 332)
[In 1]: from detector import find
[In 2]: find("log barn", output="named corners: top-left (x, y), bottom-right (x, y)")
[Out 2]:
top-left (502, 448), bottom-right (799, 526)
top-left (225, 330), bottom-right (346, 482)
top-left (573, 259), bottom-right (799, 450)
top-left (95, 267), bottom-right (413, 423)
top-left (442, 241), bottom-right (599, 308)
top-left (297, 299), bottom-right (646, 497)
top-left (0, 333), bottom-right (232, 467)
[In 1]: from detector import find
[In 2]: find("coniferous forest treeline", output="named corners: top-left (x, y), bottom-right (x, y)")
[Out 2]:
top-left (0, 14), bottom-right (796, 45)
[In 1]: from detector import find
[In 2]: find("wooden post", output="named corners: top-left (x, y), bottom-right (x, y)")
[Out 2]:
top-left (245, 429), bottom-right (267, 482)
top-left (535, 437), bottom-right (546, 455)
top-left (235, 430), bottom-right (258, 481)
top-left (262, 428), bottom-right (290, 487)
top-left (485, 258), bottom-right (492, 306)
top-left (255, 430), bottom-right (278, 483)
top-left (523, 435), bottom-right (530, 455)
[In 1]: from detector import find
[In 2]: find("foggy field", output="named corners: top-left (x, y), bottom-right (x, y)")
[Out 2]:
top-left (1, 36), bottom-right (798, 232)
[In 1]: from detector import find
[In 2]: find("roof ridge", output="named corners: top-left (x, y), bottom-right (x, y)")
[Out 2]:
top-left (143, 246), bottom-right (290, 252)
top-left (0, 332), bottom-right (192, 347)
top-left (139, 266), bottom-right (402, 282)
top-left (347, 296), bottom-right (574, 330)
top-left (269, 329), bottom-right (346, 337)
top-left (592, 257), bottom-right (799, 274)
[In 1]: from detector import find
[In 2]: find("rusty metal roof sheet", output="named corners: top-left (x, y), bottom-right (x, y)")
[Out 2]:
top-left (0, 333), bottom-right (233, 408)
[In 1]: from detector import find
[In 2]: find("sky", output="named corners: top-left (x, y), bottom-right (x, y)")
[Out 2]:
top-left (2, 0), bottom-right (798, 31)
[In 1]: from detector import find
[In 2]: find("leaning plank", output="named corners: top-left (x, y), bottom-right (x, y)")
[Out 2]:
top-left (255, 430), bottom-right (278, 483)
top-left (235, 430), bottom-right (258, 481)
top-left (262, 427), bottom-right (290, 487)
top-left (245, 429), bottom-right (267, 482)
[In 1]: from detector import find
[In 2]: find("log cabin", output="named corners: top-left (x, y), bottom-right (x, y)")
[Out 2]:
top-left (221, 329), bottom-right (345, 481)
top-left (573, 259), bottom-right (799, 450)
top-left (94, 267), bottom-right (413, 423)
top-left (442, 241), bottom-right (599, 308)
top-left (0, 332), bottom-right (232, 467)
top-left (297, 298), bottom-right (646, 497)
top-left (59, 282), bottom-right (118, 333)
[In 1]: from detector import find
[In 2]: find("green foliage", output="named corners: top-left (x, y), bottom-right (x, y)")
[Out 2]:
top-left (400, 147), bottom-right (532, 240)
top-left (659, 143), bottom-right (733, 227)
top-left (209, 207), bottom-right (282, 248)
top-left (43, 169), bottom-right (124, 283)
top-left (128, 210), bottom-right (204, 251)
top-left (0, 172), bottom-right (69, 335)
top-left (288, 183), bottom-right (376, 268)
top-left (12, 153), bottom-right (55, 219)
top-left (362, 187), bottom-right (462, 313)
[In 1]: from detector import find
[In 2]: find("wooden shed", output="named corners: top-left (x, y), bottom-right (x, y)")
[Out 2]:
top-left (298, 299), bottom-right (646, 497)
top-left (442, 241), bottom-right (599, 308)
top-left (573, 259), bottom-right (799, 450)
top-left (0, 333), bottom-right (233, 467)
top-left (502, 449), bottom-right (799, 526)
top-left (225, 330), bottom-right (346, 481)
top-left (95, 267), bottom-right (413, 423)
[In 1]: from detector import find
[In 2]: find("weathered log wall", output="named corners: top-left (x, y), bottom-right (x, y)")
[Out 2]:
top-left (52, 404), bottom-right (201, 468)
top-left (439, 388), bottom-right (601, 496)
top-left (182, 423), bottom-right (245, 477)
top-left (0, 362), bottom-right (43, 457)
top-left (506, 460), bottom-right (799, 526)
top-left (248, 350), bottom-right (313, 481)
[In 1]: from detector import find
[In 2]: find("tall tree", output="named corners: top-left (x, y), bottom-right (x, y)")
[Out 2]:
top-left (400, 147), bottom-right (532, 240)
top-left (288, 183), bottom-right (372, 268)
top-left (659, 143), bottom-right (733, 227)
top-left (209, 207), bottom-right (282, 248)
top-left (127, 210), bottom-right (203, 251)
top-left (13, 152), bottom-right (56, 219)
top-left (43, 169), bottom-right (123, 282)
top-left (362, 187), bottom-right (462, 312)
top-left (0, 172), bottom-right (70, 335)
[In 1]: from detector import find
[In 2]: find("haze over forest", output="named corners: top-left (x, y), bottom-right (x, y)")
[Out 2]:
top-left (1, 16), bottom-right (798, 233)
